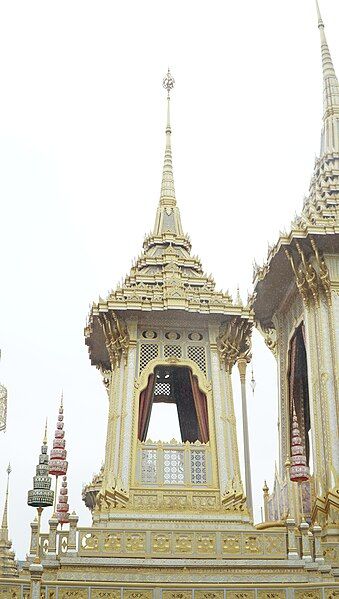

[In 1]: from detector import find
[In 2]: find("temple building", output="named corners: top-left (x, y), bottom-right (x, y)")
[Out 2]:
top-left (254, 0), bottom-right (339, 565)
top-left (1, 1), bottom-right (339, 596)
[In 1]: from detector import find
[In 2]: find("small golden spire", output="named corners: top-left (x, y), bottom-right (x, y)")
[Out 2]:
top-left (160, 69), bottom-right (176, 204)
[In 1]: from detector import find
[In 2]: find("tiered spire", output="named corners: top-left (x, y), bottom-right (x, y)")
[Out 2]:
top-left (160, 69), bottom-right (176, 205)
top-left (49, 394), bottom-right (68, 478)
top-left (299, 1), bottom-right (339, 226)
top-left (290, 404), bottom-right (309, 483)
top-left (316, 0), bottom-right (339, 154)
top-left (152, 69), bottom-right (184, 238)
top-left (27, 423), bottom-right (54, 509)
top-left (0, 464), bottom-right (17, 577)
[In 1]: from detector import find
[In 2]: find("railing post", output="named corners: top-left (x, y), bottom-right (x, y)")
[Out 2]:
top-left (286, 517), bottom-right (299, 559)
top-left (47, 515), bottom-right (58, 559)
top-left (29, 562), bottom-right (43, 599)
top-left (67, 512), bottom-right (79, 556)
top-left (300, 519), bottom-right (312, 561)
top-left (312, 522), bottom-right (325, 564)
top-left (28, 518), bottom-right (39, 561)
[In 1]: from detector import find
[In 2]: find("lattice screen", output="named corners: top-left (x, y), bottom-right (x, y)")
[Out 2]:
top-left (190, 450), bottom-right (207, 484)
top-left (163, 450), bottom-right (184, 484)
top-left (141, 449), bottom-right (157, 483)
top-left (139, 344), bottom-right (159, 374)
top-left (164, 345), bottom-right (182, 359)
top-left (187, 345), bottom-right (207, 374)
top-left (154, 381), bottom-right (171, 396)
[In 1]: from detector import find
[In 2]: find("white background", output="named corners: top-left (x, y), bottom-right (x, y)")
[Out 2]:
top-left (0, 0), bottom-right (338, 559)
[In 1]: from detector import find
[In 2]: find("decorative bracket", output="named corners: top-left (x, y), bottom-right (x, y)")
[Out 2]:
top-left (217, 317), bottom-right (253, 372)
top-left (255, 322), bottom-right (277, 358)
top-left (285, 239), bottom-right (332, 308)
top-left (99, 312), bottom-right (129, 371)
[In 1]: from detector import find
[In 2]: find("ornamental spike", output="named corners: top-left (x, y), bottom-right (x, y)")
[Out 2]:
top-left (0, 464), bottom-right (11, 542)
top-left (28, 422), bottom-right (54, 508)
top-left (289, 402), bottom-right (309, 483)
top-left (49, 393), bottom-right (68, 477)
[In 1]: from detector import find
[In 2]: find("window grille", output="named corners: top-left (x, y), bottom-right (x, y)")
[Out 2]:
top-left (163, 450), bottom-right (184, 484)
top-left (190, 450), bottom-right (207, 484)
top-left (141, 449), bottom-right (157, 484)
top-left (154, 381), bottom-right (171, 396)
top-left (164, 345), bottom-right (182, 359)
top-left (187, 346), bottom-right (207, 374)
top-left (139, 344), bottom-right (159, 374)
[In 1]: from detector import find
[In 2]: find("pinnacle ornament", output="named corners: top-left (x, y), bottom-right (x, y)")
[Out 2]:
top-left (290, 404), bottom-right (309, 483)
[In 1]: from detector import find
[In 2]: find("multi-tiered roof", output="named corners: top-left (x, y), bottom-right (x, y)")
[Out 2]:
top-left (85, 70), bottom-right (252, 370)
top-left (254, 1), bottom-right (339, 327)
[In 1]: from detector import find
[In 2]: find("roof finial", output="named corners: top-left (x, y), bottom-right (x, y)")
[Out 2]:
top-left (315, 0), bottom-right (323, 27)
top-left (43, 418), bottom-right (48, 445)
top-left (314, 1), bottom-right (339, 155)
top-left (160, 69), bottom-right (176, 204)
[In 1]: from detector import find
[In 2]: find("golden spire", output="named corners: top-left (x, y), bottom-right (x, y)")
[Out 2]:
top-left (152, 69), bottom-right (184, 237)
top-left (315, 0), bottom-right (339, 154)
top-left (315, 0), bottom-right (337, 80)
top-left (0, 464), bottom-right (11, 543)
top-left (160, 69), bottom-right (176, 205)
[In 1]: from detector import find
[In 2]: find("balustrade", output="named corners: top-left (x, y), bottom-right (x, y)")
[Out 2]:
top-left (136, 440), bottom-right (211, 487)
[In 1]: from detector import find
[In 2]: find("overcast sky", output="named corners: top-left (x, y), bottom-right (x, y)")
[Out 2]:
top-left (1, 0), bottom-right (338, 559)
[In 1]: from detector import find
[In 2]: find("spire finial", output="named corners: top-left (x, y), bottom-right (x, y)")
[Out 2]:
top-left (160, 69), bottom-right (176, 204)
top-left (43, 418), bottom-right (48, 445)
top-left (315, 0), bottom-right (323, 27)
top-left (314, 0), bottom-right (339, 156)
top-left (315, 0), bottom-right (337, 83)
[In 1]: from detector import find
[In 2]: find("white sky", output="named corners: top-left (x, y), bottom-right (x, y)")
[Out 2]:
top-left (1, 0), bottom-right (338, 559)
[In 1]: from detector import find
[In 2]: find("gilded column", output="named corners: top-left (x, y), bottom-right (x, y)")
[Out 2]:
top-left (238, 357), bottom-right (253, 515)
top-left (118, 320), bottom-right (137, 490)
top-left (209, 333), bottom-right (229, 495)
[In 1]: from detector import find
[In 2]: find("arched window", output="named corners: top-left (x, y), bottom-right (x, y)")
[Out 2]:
top-left (138, 366), bottom-right (209, 443)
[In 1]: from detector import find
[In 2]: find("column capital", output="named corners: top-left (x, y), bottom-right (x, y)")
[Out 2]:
top-left (237, 358), bottom-right (248, 382)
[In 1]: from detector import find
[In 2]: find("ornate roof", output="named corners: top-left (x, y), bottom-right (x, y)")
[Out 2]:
top-left (85, 71), bottom-right (252, 368)
top-left (253, 2), bottom-right (339, 327)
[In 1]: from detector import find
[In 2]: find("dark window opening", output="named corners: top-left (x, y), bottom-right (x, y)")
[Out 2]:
top-left (138, 366), bottom-right (209, 444)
